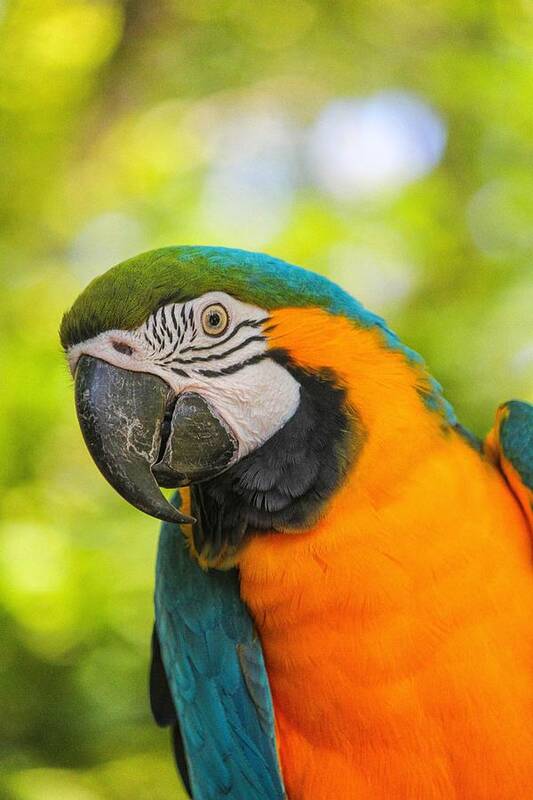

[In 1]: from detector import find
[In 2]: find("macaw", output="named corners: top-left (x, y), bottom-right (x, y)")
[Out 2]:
top-left (60, 246), bottom-right (533, 800)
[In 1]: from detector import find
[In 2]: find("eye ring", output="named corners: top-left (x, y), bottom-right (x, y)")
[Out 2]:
top-left (201, 303), bottom-right (229, 337)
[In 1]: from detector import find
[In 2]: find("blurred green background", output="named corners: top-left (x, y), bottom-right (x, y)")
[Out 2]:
top-left (1, 1), bottom-right (532, 798)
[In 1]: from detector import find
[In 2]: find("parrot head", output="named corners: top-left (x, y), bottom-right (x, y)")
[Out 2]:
top-left (61, 246), bottom-right (456, 560)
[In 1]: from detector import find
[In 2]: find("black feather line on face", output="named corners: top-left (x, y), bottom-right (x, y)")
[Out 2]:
top-left (154, 309), bottom-right (161, 337)
top-left (197, 351), bottom-right (268, 378)
top-left (162, 335), bottom-right (265, 367)
top-left (162, 332), bottom-right (181, 360)
top-left (180, 318), bottom-right (267, 354)
top-left (190, 353), bottom-right (363, 560)
top-left (149, 316), bottom-right (161, 346)
top-left (170, 305), bottom-right (178, 332)
top-left (159, 308), bottom-right (170, 338)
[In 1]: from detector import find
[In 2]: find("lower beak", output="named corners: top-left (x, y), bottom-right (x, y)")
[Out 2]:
top-left (74, 355), bottom-right (237, 524)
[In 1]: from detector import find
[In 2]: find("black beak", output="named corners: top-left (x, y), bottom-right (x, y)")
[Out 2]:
top-left (74, 356), bottom-right (237, 525)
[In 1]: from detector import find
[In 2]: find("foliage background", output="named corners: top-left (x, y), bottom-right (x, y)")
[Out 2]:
top-left (1, 1), bottom-right (532, 798)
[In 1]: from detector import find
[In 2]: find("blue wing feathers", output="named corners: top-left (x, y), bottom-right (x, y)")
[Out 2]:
top-left (237, 644), bottom-right (278, 737)
top-left (154, 495), bottom-right (286, 800)
top-left (499, 401), bottom-right (533, 490)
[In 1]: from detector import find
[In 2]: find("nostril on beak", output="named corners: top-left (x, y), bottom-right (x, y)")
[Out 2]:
top-left (112, 341), bottom-right (133, 356)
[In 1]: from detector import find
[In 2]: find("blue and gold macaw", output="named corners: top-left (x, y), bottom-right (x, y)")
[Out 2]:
top-left (61, 246), bottom-right (533, 799)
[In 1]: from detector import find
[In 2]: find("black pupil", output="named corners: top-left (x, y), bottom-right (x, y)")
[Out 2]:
top-left (208, 311), bottom-right (221, 328)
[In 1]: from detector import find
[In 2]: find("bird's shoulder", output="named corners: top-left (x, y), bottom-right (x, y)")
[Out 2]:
top-left (486, 400), bottom-right (533, 528)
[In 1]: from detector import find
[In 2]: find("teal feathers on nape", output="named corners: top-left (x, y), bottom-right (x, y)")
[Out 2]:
top-left (153, 492), bottom-right (286, 800)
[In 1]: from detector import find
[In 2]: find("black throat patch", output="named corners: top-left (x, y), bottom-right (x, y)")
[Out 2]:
top-left (190, 353), bottom-right (361, 560)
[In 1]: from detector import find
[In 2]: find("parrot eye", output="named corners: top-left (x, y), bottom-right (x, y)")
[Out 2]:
top-left (201, 303), bottom-right (229, 336)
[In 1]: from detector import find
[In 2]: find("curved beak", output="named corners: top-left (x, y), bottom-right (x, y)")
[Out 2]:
top-left (74, 356), bottom-right (237, 525)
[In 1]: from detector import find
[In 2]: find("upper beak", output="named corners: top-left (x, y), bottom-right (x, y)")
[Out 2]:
top-left (74, 355), bottom-right (237, 525)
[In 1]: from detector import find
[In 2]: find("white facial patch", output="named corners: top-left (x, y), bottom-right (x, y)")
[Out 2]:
top-left (67, 292), bottom-right (300, 461)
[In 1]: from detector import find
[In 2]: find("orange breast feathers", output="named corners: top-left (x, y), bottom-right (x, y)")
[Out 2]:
top-left (237, 308), bottom-right (533, 800)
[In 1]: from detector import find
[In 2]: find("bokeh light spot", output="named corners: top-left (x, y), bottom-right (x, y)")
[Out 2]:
top-left (68, 213), bottom-right (148, 280)
top-left (327, 242), bottom-right (416, 312)
top-left (0, 521), bottom-right (68, 595)
top-left (32, 4), bottom-right (123, 70)
top-left (308, 92), bottom-right (447, 200)
top-left (5, 769), bottom-right (102, 800)
top-left (199, 110), bottom-right (296, 247)
top-left (466, 178), bottom-right (533, 258)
